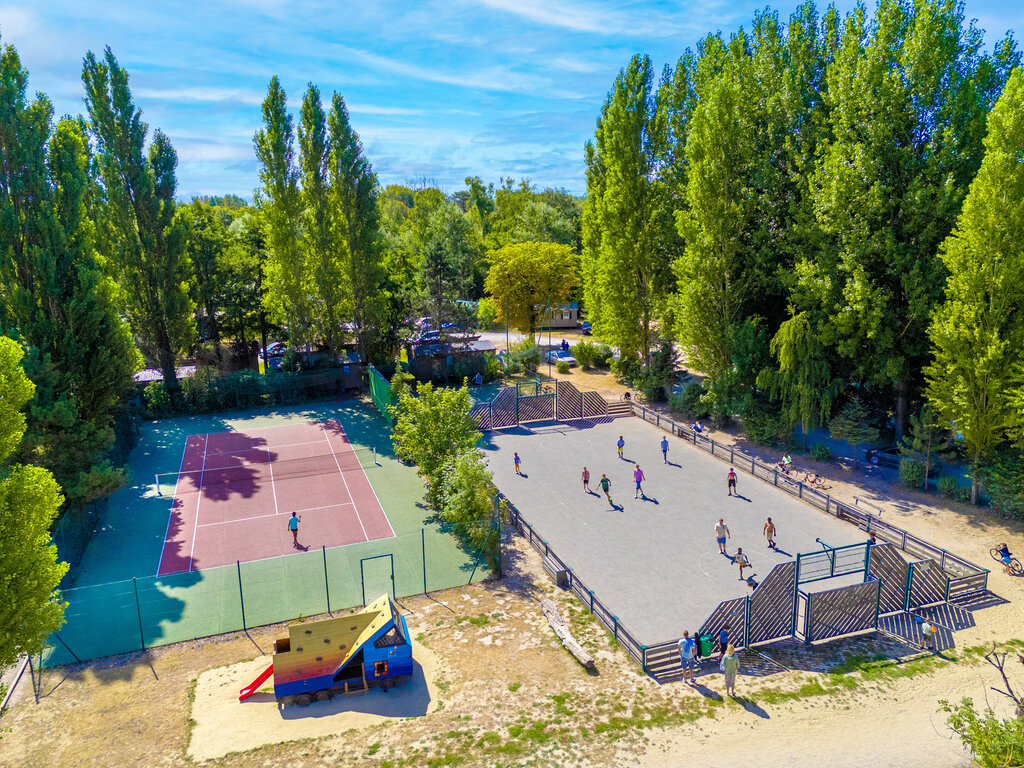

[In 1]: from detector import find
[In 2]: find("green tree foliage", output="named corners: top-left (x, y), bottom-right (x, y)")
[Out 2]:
top-left (417, 197), bottom-right (477, 332)
top-left (803, 1), bottom-right (1018, 435)
top-left (759, 312), bottom-right (841, 445)
top-left (255, 77), bottom-right (309, 356)
top-left (485, 179), bottom-right (579, 252)
top-left (484, 242), bottom-right (579, 337)
top-left (942, 675), bottom-right (1024, 768)
top-left (980, 450), bottom-right (1024, 521)
top-left (225, 209), bottom-right (272, 362)
top-left (925, 68), bottom-right (1024, 504)
top-left (0, 336), bottom-right (68, 667)
top-left (829, 397), bottom-right (880, 467)
top-left (82, 47), bottom-right (193, 393)
top-left (900, 406), bottom-right (954, 490)
top-left (177, 202), bottom-right (229, 361)
top-left (0, 43), bottom-right (136, 509)
top-left (582, 55), bottom-right (676, 368)
top-left (390, 382), bottom-right (480, 507)
top-left (328, 93), bottom-right (387, 362)
top-left (438, 450), bottom-right (501, 572)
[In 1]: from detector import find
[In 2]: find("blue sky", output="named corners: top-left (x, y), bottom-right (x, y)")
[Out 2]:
top-left (2, 1), bottom-right (1020, 198)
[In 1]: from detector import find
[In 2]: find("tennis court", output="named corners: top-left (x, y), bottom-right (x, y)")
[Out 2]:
top-left (156, 420), bottom-right (394, 575)
top-left (45, 400), bottom-right (490, 667)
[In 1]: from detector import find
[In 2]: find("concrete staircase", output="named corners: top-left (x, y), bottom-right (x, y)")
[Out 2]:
top-left (607, 401), bottom-right (633, 418)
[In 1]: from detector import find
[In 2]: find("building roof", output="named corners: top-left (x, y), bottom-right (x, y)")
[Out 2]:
top-left (132, 365), bottom-right (197, 383)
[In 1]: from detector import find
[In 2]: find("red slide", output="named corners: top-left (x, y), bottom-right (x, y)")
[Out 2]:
top-left (238, 664), bottom-right (274, 702)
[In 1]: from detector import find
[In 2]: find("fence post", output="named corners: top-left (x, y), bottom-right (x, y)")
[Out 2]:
top-left (943, 576), bottom-right (951, 602)
top-left (901, 531), bottom-right (907, 550)
top-left (422, 528), bottom-right (427, 593)
top-left (567, 568), bottom-right (573, 590)
top-left (236, 560), bottom-right (247, 629)
top-left (322, 546), bottom-right (331, 614)
top-left (589, 590), bottom-right (595, 612)
top-left (798, 481), bottom-right (803, 499)
top-left (544, 541), bottom-right (549, 556)
top-left (804, 593), bottom-right (813, 643)
top-left (693, 431), bottom-right (697, 446)
top-left (656, 413), bottom-right (660, 428)
top-left (903, 563), bottom-right (914, 611)
top-left (792, 555), bottom-right (801, 635)
top-left (874, 578), bottom-right (882, 628)
top-left (773, 469), bottom-right (778, 486)
top-left (744, 595), bottom-right (751, 648)
top-left (940, 549), bottom-right (947, 571)
top-left (730, 446), bottom-right (734, 463)
top-left (132, 577), bottom-right (146, 650)
top-left (710, 439), bottom-right (715, 456)
top-left (613, 616), bottom-right (619, 639)
top-left (528, 524), bottom-right (533, 544)
top-left (751, 457), bottom-right (755, 474)
top-left (641, 645), bottom-right (648, 672)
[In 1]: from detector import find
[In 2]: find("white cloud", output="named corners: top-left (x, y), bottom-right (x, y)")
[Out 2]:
top-left (135, 86), bottom-right (265, 106)
top-left (347, 103), bottom-right (425, 116)
top-left (0, 5), bottom-right (37, 38)
top-left (469, 0), bottom-right (683, 37)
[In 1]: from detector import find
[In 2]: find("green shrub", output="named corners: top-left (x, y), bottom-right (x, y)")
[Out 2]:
top-left (899, 459), bottom-right (926, 489)
top-left (954, 486), bottom-right (972, 504)
top-left (937, 474), bottom-right (959, 498)
top-left (611, 354), bottom-right (641, 384)
top-left (637, 373), bottom-right (667, 402)
top-left (477, 297), bottom-right (498, 329)
top-left (741, 405), bottom-right (788, 447)
top-left (669, 381), bottom-right (710, 419)
top-left (981, 451), bottom-right (1024, 520)
top-left (484, 354), bottom-right (503, 382)
top-left (508, 339), bottom-right (541, 373)
top-left (573, 341), bottom-right (598, 368)
top-left (143, 381), bottom-right (173, 417)
top-left (594, 344), bottom-right (614, 367)
top-left (556, 360), bottom-right (570, 374)
top-left (809, 442), bottom-right (832, 462)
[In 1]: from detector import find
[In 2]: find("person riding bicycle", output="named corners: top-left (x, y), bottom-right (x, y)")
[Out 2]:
top-left (998, 543), bottom-right (1013, 574)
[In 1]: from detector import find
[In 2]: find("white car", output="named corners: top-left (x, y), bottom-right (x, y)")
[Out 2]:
top-left (546, 349), bottom-right (577, 366)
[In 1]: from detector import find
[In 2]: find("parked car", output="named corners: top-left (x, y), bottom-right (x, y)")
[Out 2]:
top-left (545, 349), bottom-right (577, 367)
top-left (581, 320), bottom-right (592, 335)
top-left (864, 446), bottom-right (943, 476)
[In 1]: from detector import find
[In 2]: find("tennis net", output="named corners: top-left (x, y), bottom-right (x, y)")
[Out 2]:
top-left (154, 446), bottom-right (378, 496)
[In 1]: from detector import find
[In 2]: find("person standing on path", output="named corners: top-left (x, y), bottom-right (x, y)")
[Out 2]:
top-left (727, 467), bottom-right (738, 496)
top-left (581, 466), bottom-right (591, 493)
top-left (735, 548), bottom-right (751, 579)
top-left (718, 625), bottom-right (729, 662)
top-left (921, 620), bottom-right (938, 651)
top-left (763, 517), bottom-right (776, 549)
top-left (514, 452), bottom-right (522, 475)
top-left (633, 464), bottom-right (645, 499)
top-left (617, 436), bottom-right (625, 459)
top-left (288, 512), bottom-right (302, 547)
top-left (715, 519), bottom-right (730, 554)
top-left (721, 644), bottom-right (740, 697)
top-left (677, 630), bottom-right (697, 685)
top-left (661, 437), bottom-right (669, 463)
top-left (599, 473), bottom-right (613, 506)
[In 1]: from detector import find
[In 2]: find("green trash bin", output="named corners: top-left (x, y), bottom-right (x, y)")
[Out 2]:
top-left (697, 635), bottom-right (715, 658)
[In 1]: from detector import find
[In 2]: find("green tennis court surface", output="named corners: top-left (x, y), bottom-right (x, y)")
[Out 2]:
top-left (45, 399), bottom-right (489, 667)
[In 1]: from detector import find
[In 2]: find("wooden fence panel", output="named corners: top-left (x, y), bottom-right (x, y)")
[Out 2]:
top-left (747, 561), bottom-right (797, 645)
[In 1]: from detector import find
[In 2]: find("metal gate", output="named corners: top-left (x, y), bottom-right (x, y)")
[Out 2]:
top-left (518, 393), bottom-right (555, 422)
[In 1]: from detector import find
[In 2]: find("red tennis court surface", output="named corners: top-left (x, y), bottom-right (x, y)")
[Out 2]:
top-left (157, 420), bottom-right (395, 576)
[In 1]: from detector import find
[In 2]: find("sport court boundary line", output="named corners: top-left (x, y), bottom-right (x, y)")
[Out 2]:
top-left (155, 436), bottom-right (194, 576)
top-left (195, 501), bottom-right (356, 527)
top-left (327, 419), bottom-right (396, 539)
top-left (321, 423), bottom-right (369, 541)
top-left (186, 434), bottom-right (210, 573)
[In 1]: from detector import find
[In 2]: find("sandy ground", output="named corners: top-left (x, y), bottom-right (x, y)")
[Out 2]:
top-left (189, 639), bottom-right (442, 762)
top-left (2, 400), bottom-right (1023, 767)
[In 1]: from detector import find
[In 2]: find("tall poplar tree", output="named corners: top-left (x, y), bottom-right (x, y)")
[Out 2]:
top-left (926, 68), bottom-right (1024, 504)
top-left (806, 0), bottom-right (1018, 435)
top-left (328, 92), bottom-right (385, 362)
top-left (582, 55), bottom-right (674, 368)
top-left (0, 42), bottom-right (136, 508)
top-left (177, 202), bottom-right (229, 362)
top-left (82, 47), bottom-right (192, 393)
top-left (255, 77), bottom-right (308, 356)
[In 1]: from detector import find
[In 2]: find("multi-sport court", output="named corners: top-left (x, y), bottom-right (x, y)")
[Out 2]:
top-left (44, 401), bottom-right (487, 666)
top-left (487, 416), bottom-right (868, 644)
top-left (156, 420), bottom-right (394, 576)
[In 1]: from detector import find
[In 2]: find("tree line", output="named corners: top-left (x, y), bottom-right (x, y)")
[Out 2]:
top-left (582, 0), bottom-right (1024, 505)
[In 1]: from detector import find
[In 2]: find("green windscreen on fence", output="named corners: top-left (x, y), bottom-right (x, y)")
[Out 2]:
top-left (42, 525), bottom-right (494, 667)
top-left (368, 364), bottom-right (393, 424)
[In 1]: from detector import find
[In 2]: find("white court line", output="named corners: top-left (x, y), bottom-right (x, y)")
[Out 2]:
top-left (196, 501), bottom-right (356, 528)
top-left (186, 434), bottom-right (211, 573)
top-left (325, 419), bottom-right (396, 538)
top-left (202, 438), bottom-right (331, 457)
top-left (267, 438), bottom-right (281, 518)
top-left (321, 422), bottom-right (369, 541)
top-left (156, 436), bottom-right (194, 576)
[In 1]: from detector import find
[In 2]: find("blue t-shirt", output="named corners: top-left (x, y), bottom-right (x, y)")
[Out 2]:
top-left (719, 629), bottom-right (728, 646)
top-left (617, 439), bottom-right (624, 448)
top-left (288, 516), bottom-right (299, 530)
top-left (661, 438), bottom-right (668, 451)
top-left (677, 637), bottom-right (696, 659)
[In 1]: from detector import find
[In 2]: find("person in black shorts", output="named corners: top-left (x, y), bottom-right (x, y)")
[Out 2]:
top-left (599, 473), bottom-right (612, 505)
top-left (727, 467), bottom-right (738, 496)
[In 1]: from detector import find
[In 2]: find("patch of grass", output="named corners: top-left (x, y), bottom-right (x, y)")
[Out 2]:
top-left (476, 731), bottom-right (501, 747)
top-left (368, 743), bottom-right (381, 756)
top-left (468, 614), bottom-right (492, 627)
top-left (508, 682), bottom-right (521, 692)
top-left (549, 692), bottom-right (573, 716)
top-left (826, 652), bottom-right (952, 683)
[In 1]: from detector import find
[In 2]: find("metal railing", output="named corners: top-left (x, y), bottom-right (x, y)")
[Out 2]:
top-left (631, 404), bottom-right (990, 595)
top-left (502, 494), bottom-right (646, 667)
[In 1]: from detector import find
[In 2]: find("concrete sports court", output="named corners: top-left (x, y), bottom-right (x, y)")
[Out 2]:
top-left (486, 416), bottom-right (867, 644)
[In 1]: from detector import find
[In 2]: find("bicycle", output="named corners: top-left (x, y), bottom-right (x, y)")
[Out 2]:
top-left (990, 547), bottom-right (1023, 576)
top-left (802, 472), bottom-right (832, 491)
